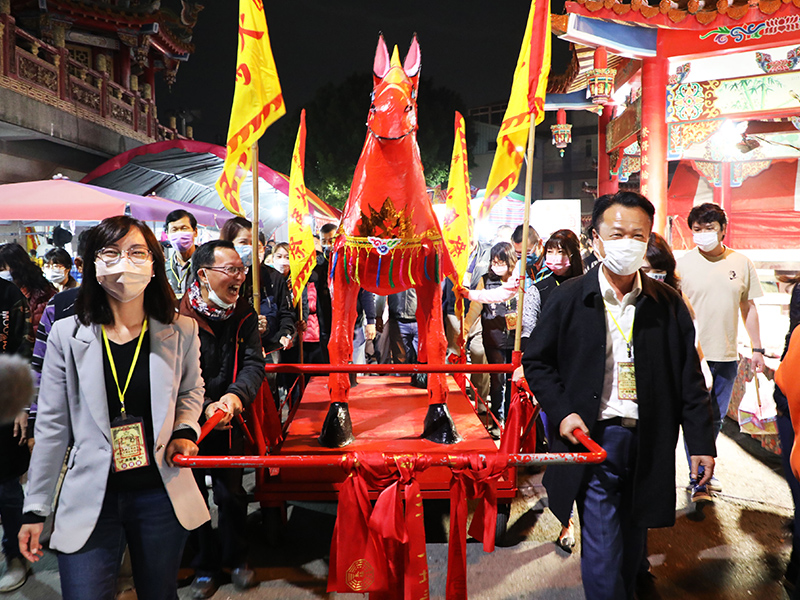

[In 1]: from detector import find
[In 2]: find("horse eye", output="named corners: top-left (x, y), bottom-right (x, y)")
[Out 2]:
top-left (404, 105), bottom-right (412, 112)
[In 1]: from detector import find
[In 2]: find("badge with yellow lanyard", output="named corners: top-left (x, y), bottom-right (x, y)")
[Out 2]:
top-left (603, 301), bottom-right (637, 400)
top-left (103, 319), bottom-right (150, 472)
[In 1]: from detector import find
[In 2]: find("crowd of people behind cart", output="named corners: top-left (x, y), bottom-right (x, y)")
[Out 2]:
top-left (1, 194), bottom-right (799, 600)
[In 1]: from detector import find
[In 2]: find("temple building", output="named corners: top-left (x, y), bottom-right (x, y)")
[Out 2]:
top-left (0, 0), bottom-right (201, 182)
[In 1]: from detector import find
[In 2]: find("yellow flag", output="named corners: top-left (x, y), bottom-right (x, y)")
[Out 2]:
top-left (479, 0), bottom-right (551, 220)
top-left (287, 110), bottom-right (316, 306)
top-left (443, 112), bottom-right (472, 285)
top-left (215, 0), bottom-right (286, 216)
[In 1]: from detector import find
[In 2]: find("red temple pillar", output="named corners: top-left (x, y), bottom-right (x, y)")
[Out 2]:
top-left (597, 104), bottom-right (619, 196)
top-left (640, 56), bottom-right (669, 235)
top-left (713, 161), bottom-right (733, 215)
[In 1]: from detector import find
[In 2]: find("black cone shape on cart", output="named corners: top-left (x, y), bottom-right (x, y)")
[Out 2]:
top-left (318, 402), bottom-right (355, 448)
top-left (422, 403), bottom-right (461, 444)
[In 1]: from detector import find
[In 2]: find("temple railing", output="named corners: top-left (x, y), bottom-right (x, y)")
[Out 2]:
top-left (0, 13), bottom-right (185, 143)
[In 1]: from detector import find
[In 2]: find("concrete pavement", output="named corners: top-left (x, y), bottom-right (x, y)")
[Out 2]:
top-left (2, 419), bottom-right (794, 599)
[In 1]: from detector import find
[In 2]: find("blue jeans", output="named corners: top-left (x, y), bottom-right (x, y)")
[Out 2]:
top-left (577, 423), bottom-right (646, 600)
top-left (0, 478), bottom-right (23, 561)
top-left (398, 321), bottom-right (419, 363)
top-left (57, 487), bottom-right (189, 600)
top-left (685, 360), bottom-right (738, 477)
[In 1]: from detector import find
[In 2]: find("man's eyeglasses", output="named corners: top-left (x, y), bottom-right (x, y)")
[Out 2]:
top-left (96, 247), bottom-right (153, 266)
top-left (205, 266), bottom-right (249, 277)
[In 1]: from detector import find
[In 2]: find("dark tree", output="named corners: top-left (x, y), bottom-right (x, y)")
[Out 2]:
top-left (270, 72), bottom-right (475, 209)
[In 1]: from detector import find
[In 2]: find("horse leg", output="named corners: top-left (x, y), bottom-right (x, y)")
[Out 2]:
top-left (319, 255), bottom-right (358, 447)
top-left (415, 281), bottom-right (460, 444)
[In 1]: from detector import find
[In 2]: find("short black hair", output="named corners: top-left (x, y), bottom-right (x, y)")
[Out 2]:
top-left (592, 191), bottom-right (655, 232)
top-left (647, 232), bottom-right (680, 290)
top-left (44, 248), bottom-right (73, 270)
top-left (487, 241), bottom-right (517, 281)
top-left (165, 209), bottom-right (197, 231)
top-left (76, 216), bottom-right (176, 326)
top-left (320, 223), bottom-right (337, 235)
top-left (511, 225), bottom-right (540, 245)
top-left (687, 202), bottom-right (726, 230)
top-left (192, 240), bottom-right (236, 279)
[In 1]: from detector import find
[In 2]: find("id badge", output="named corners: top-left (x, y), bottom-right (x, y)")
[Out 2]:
top-left (505, 312), bottom-right (518, 330)
top-left (617, 362), bottom-right (637, 400)
top-left (110, 416), bottom-right (150, 472)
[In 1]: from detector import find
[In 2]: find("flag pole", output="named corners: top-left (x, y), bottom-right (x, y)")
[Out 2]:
top-left (514, 120), bottom-right (536, 354)
top-left (251, 141), bottom-right (261, 311)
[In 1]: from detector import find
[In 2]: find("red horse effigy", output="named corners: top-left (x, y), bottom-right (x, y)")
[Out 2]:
top-left (319, 35), bottom-right (460, 447)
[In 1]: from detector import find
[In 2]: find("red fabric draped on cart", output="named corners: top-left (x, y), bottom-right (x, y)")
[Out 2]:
top-left (446, 453), bottom-right (509, 600)
top-left (500, 384), bottom-right (537, 455)
top-left (328, 453), bottom-right (433, 599)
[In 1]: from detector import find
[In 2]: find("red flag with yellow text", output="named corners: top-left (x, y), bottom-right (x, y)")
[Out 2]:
top-left (479, 0), bottom-right (551, 220)
top-left (287, 110), bottom-right (316, 305)
top-left (215, 0), bottom-right (286, 216)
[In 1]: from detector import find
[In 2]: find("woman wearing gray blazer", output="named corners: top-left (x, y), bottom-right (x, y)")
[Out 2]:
top-left (19, 216), bottom-right (210, 600)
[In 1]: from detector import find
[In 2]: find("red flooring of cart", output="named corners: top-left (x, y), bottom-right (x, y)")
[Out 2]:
top-left (259, 374), bottom-right (514, 500)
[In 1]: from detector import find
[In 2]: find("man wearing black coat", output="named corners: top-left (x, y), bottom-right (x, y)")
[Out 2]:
top-left (180, 240), bottom-right (266, 598)
top-left (522, 192), bottom-right (716, 600)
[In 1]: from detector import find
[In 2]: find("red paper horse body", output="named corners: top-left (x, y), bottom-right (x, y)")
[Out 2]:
top-left (319, 35), bottom-right (460, 447)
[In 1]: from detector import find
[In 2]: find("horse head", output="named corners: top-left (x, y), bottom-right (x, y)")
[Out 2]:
top-left (368, 35), bottom-right (420, 141)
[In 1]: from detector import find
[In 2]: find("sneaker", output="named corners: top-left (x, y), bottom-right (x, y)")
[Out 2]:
top-left (190, 575), bottom-right (219, 599)
top-left (0, 557), bottom-right (30, 593)
top-left (691, 484), bottom-right (712, 503)
top-left (707, 476), bottom-right (722, 493)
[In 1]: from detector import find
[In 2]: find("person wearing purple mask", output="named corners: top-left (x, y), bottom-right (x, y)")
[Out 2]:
top-left (164, 210), bottom-right (198, 299)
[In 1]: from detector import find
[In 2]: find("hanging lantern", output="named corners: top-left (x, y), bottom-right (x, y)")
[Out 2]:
top-left (587, 47), bottom-right (616, 105)
top-left (551, 108), bottom-right (572, 158)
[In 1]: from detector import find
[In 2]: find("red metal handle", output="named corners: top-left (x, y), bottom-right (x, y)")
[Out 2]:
top-left (197, 409), bottom-right (225, 444)
top-left (172, 430), bottom-right (606, 469)
top-left (262, 363), bottom-right (515, 374)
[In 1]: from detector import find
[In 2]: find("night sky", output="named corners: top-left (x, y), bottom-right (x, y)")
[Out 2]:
top-left (155, 1), bottom-right (570, 161)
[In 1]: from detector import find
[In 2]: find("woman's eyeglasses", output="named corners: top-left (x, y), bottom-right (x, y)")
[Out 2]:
top-left (96, 247), bottom-right (153, 266)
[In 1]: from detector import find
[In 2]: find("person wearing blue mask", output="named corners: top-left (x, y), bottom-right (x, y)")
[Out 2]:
top-left (164, 210), bottom-right (198, 300)
top-left (511, 224), bottom-right (550, 289)
top-left (219, 217), bottom-right (295, 355)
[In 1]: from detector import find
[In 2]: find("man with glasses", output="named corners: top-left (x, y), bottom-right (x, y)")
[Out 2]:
top-left (678, 202), bottom-right (764, 502)
top-left (165, 210), bottom-right (198, 299)
top-left (179, 240), bottom-right (266, 598)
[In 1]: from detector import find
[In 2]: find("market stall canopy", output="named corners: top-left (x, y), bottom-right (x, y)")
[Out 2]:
top-left (0, 179), bottom-right (232, 226)
top-left (668, 159), bottom-right (800, 250)
top-left (81, 140), bottom-right (341, 237)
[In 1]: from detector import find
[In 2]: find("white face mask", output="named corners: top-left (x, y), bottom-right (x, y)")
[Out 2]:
top-left (234, 245), bottom-right (253, 267)
top-left (201, 269), bottom-right (236, 310)
top-left (646, 270), bottom-right (667, 282)
top-left (95, 258), bottom-right (152, 303)
top-left (693, 230), bottom-right (720, 253)
top-left (273, 258), bottom-right (290, 275)
top-left (44, 268), bottom-right (67, 284)
top-left (491, 265), bottom-right (508, 277)
top-left (599, 238), bottom-right (647, 276)
top-left (0, 270), bottom-right (13, 282)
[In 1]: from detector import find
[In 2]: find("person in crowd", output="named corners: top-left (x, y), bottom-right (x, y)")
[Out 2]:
top-left (18, 216), bottom-right (209, 600)
top-left (387, 290), bottom-right (418, 363)
top-left (522, 191), bottom-right (716, 600)
top-left (319, 223), bottom-right (337, 261)
top-left (442, 278), bottom-right (490, 413)
top-left (774, 272), bottom-right (800, 595)
top-left (581, 224), bottom-right (602, 273)
top-left (492, 225), bottom-right (513, 245)
top-left (42, 248), bottom-right (78, 293)
top-left (165, 209), bottom-right (198, 299)
top-left (0, 276), bottom-right (32, 593)
top-left (179, 240), bottom-right (266, 598)
top-left (0, 243), bottom-right (56, 331)
top-left (464, 242), bottom-right (539, 438)
top-left (512, 224), bottom-right (550, 287)
top-left (535, 229), bottom-right (583, 310)
top-left (677, 202), bottom-right (764, 501)
top-left (219, 217), bottom-right (295, 355)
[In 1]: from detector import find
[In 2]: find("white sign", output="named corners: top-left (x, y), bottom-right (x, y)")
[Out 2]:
top-left (530, 199), bottom-right (582, 239)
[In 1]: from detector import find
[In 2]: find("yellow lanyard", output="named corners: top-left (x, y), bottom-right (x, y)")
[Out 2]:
top-left (102, 319), bottom-right (148, 416)
top-left (169, 258), bottom-right (191, 289)
top-left (602, 300), bottom-right (634, 359)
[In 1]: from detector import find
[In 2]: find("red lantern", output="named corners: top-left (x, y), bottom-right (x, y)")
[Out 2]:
top-left (587, 47), bottom-right (616, 105)
top-left (550, 108), bottom-right (572, 158)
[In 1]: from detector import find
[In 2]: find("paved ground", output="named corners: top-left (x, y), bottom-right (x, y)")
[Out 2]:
top-left (2, 419), bottom-right (795, 599)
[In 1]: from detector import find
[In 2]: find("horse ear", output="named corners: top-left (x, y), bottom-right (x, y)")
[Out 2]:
top-left (373, 34), bottom-right (391, 82)
top-left (403, 35), bottom-right (421, 79)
